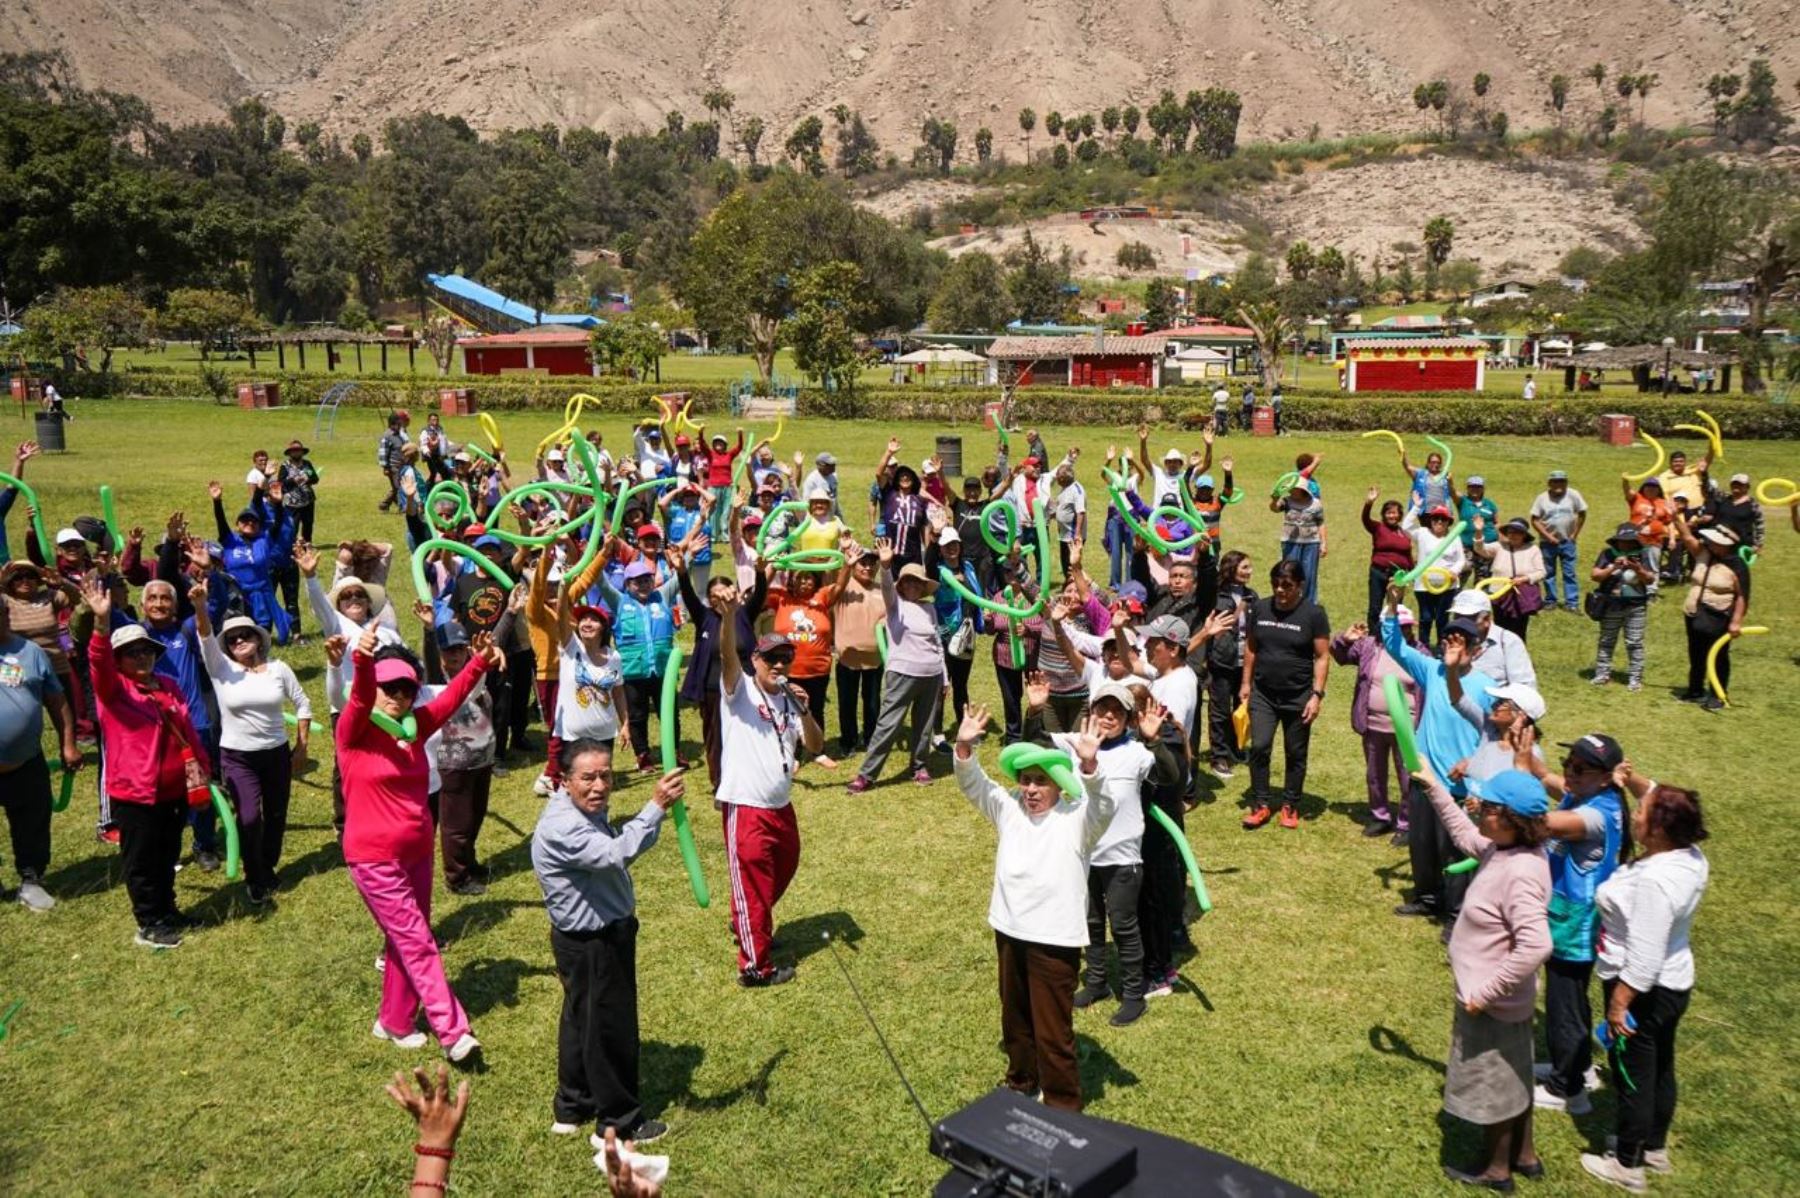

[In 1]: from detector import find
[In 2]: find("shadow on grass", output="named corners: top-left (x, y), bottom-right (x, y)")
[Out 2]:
top-left (42, 853), bottom-right (121, 901)
top-left (454, 955), bottom-right (555, 1017)
top-left (774, 910), bottom-right (865, 963)
top-left (1373, 859), bottom-right (1414, 893)
top-left (278, 840), bottom-right (349, 891)
top-left (1368, 1024), bottom-right (1446, 1076)
top-left (1076, 1034), bottom-right (1139, 1103)
top-left (436, 897), bottom-right (539, 944)
top-left (648, 1044), bottom-right (789, 1115)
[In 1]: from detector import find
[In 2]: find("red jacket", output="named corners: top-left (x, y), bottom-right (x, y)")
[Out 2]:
top-left (88, 633), bottom-right (210, 804)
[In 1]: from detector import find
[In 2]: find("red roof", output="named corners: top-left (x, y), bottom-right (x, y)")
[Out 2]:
top-left (461, 329), bottom-right (594, 349)
top-left (1152, 323), bottom-right (1255, 339)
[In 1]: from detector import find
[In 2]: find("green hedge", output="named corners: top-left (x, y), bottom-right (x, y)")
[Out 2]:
top-left (51, 365), bottom-right (1800, 438)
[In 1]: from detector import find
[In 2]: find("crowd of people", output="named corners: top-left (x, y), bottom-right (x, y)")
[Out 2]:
top-left (2, 403), bottom-right (1763, 1195)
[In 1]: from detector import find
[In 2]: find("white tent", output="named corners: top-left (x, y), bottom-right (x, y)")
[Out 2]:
top-left (892, 345), bottom-right (986, 385)
top-left (1172, 345), bottom-right (1230, 382)
top-left (893, 347), bottom-right (986, 365)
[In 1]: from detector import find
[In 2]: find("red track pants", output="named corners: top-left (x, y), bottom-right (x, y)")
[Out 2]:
top-left (723, 803), bottom-right (801, 978)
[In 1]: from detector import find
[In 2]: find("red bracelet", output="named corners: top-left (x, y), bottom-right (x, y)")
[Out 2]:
top-left (412, 1144), bottom-right (455, 1160)
top-left (410, 1181), bottom-right (447, 1193)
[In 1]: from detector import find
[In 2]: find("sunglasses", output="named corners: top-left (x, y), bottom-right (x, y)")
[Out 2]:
top-left (761, 653), bottom-right (796, 669)
top-left (224, 633), bottom-right (260, 647)
top-left (339, 591), bottom-right (369, 603)
top-left (378, 681), bottom-right (419, 699)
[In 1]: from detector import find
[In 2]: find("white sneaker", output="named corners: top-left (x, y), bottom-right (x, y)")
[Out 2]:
top-left (533, 774), bottom-right (555, 797)
top-left (1606, 1137), bottom-right (1672, 1175)
top-left (1534, 1061), bottom-right (1602, 1090)
top-left (1533, 1082), bottom-right (1593, 1114)
top-left (371, 1020), bottom-right (428, 1050)
top-left (16, 879), bottom-right (54, 912)
top-left (447, 1032), bottom-right (481, 1062)
top-left (1144, 982), bottom-right (1174, 998)
top-left (1580, 1152), bottom-right (1647, 1192)
top-left (551, 1121), bottom-right (583, 1136)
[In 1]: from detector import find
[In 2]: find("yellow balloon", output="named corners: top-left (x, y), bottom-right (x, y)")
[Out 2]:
top-left (1696, 408), bottom-right (1725, 460)
top-left (1622, 431), bottom-right (1666, 485)
top-left (1422, 566), bottom-right (1457, 594)
top-left (1361, 429), bottom-right (1407, 455)
top-left (477, 411), bottom-right (504, 453)
top-left (1707, 626), bottom-right (1769, 707)
top-left (1475, 575), bottom-right (1515, 600)
top-left (1756, 477), bottom-right (1800, 507)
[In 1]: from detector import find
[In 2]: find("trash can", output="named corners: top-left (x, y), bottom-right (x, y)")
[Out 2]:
top-left (35, 411), bottom-right (66, 453)
top-left (981, 401), bottom-right (1005, 431)
top-left (1253, 406), bottom-right (1277, 437)
top-left (1599, 414), bottom-right (1637, 446)
top-left (935, 435), bottom-right (964, 478)
top-left (439, 387), bottom-right (475, 416)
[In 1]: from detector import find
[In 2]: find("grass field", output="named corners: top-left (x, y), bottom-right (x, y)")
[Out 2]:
top-left (2, 400), bottom-right (1797, 1196)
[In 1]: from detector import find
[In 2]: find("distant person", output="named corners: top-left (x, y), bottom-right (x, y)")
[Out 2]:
top-left (41, 382), bottom-right (68, 420)
top-left (1529, 470), bottom-right (1587, 614)
top-left (1240, 384), bottom-right (1256, 431)
top-left (1522, 374), bottom-right (1537, 401)
top-left (1211, 383), bottom-right (1230, 436)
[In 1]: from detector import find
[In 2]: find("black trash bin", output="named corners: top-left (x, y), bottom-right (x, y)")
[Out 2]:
top-left (935, 434), bottom-right (963, 478)
top-left (34, 411), bottom-right (66, 453)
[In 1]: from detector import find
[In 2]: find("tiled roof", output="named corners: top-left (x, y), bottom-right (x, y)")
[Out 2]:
top-left (985, 335), bottom-right (1167, 359)
top-left (1341, 337), bottom-right (1485, 351)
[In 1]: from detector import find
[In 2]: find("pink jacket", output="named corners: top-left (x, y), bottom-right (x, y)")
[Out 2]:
top-left (88, 633), bottom-right (210, 804)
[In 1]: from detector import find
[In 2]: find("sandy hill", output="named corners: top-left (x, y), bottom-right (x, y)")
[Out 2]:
top-left (7, 0), bottom-right (1793, 152)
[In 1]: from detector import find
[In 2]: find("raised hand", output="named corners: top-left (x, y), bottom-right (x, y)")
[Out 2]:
top-left (207, 480), bottom-right (223, 502)
top-left (15, 440), bottom-right (39, 465)
top-left (1366, 485), bottom-right (1380, 503)
top-left (1024, 669), bottom-right (1051, 711)
top-left (1137, 697), bottom-right (1168, 741)
top-left (355, 624), bottom-right (381, 660)
top-left (166, 510), bottom-right (186, 542)
top-left (1070, 712), bottom-right (1104, 772)
top-left (886, 436), bottom-right (902, 455)
top-left (384, 1063), bottom-right (470, 1151)
top-left (1202, 425), bottom-right (1215, 447)
top-left (78, 570), bottom-right (110, 620)
top-left (1221, 457), bottom-right (1234, 473)
top-left (127, 525), bottom-right (144, 548)
top-left (412, 600), bottom-right (435, 627)
top-left (294, 540), bottom-right (320, 576)
top-left (956, 701), bottom-right (991, 746)
top-left (651, 768), bottom-right (687, 812)
top-left (324, 634), bottom-right (348, 667)
top-left (875, 537), bottom-right (894, 565)
top-left (469, 630), bottom-right (505, 670)
top-left (1343, 621), bottom-right (1367, 642)
top-left (188, 577), bottom-right (209, 609)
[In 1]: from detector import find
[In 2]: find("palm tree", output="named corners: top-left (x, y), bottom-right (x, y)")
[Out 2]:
top-left (702, 89), bottom-right (734, 154)
top-left (1586, 63), bottom-right (1606, 92)
top-left (1018, 107), bottom-right (1035, 159)
top-left (1236, 299), bottom-right (1296, 391)
top-left (1633, 72), bottom-right (1658, 124)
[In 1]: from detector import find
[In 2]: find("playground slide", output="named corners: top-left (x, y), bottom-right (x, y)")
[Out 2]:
top-left (425, 273), bottom-right (602, 334)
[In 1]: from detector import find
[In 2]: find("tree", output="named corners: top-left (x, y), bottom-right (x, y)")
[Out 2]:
top-left (1284, 241), bottom-right (1316, 281)
top-left (1558, 245), bottom-right (1610, 280)
top-left (480, 156), bottom-right (573, 318)
top-left (702, 88), bottom-right (736, 150)
top-left (1393, 257), bottom-right (1418, 303)
top-left (421, 317), bottom-right (459, 375)
top-left (1018, 107), bottom-right (1035, 158)
top-left (1075, 137), bottom-right (1100, 163)
top-left (1413, 83), bottom-right (1432, 128)
top-left (1549, 74), bottom-right (1570, 128)
top-left (739, 115), bottom-right (766, 166)
top-left (1051, 143), bottom-right (1070, 170)
top-left (1315, 245), bottom-right (1346, 293)
top-left (1729, 59), bottom-right (1788, 143)
top-left (919, 118), bottom-right (958, 174)
top-left (1142, 278), bottom-right (1180, 329)
top-left (1596, 105), bottom-right (1620, 144)
top-left (1189, 88), bottom-right (1243, 159)
top-left (836, 112), bottom-right (880, 177)
top-left (1101, 106), bottom-right (1120, 141)
top-left (1423, 216), bottom-right (1455, 267)
top-left (1115, 241), bottom-right (1156, 271)
top-left (1586, 63), bottom-right (1607, 92)
top-left (1490, 111), bottom-right (1510, 142)
top-left (1230, 253), bottom-right (1279, 304)
top-left (926, 251), bottom-right (1012, 331)
top-left (1235, 299), bottom-right (1295, 390)
top-left (1044, 110), bottom-right (1063, 139)
top-left (1473, 73), bottom-right (1491, 99)
top-left (1707, 72), bottom-right (1743, 135)
top-left (20, 285), bottom-right (151, 372)
top-left (1427, 81), bottom-right (1450, 135)
top-left (351, 132), bottom-right (373, 163)
top-left (1004, 229), bottom-right (1074, 323)
top-left (1632, 72), bottom-right (1658, 124)
top-left (787, 261), bottom-right (864, 392)
top-left (1122, 104), bottom-right (1141, 136)
top-left (157, 287), bottom-right (259, 358)
top-left (1439, 258), bottom-right (1482, 298)
top-left (973, 127), bottom-right (994, 163)
top-left (590, 310), bottom-right (667, 379)
top-left (784, 116), bottom-right (825, 176)
top-left (1063, 122), bottom-right (1080, 146)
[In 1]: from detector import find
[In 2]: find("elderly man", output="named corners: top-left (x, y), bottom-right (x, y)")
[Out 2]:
top-left (0, 597), bottom-right (81, 911)
top-left (533, 738), bottom-right (685, 1147)
top-left (1529, 469), bottom-right (1587, 613)
top-left (801, 452), bottom-right (840, 518)
top-left (1448, 589), bottom-right (1537, 689)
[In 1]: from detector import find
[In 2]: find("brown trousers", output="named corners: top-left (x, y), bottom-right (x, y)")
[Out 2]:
top-left (437, 766), bottom-right (493, 888)
top-left (995, 931), bottom-right (1083, 1111)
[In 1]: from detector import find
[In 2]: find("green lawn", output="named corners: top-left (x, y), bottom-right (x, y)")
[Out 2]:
top-left (3, 400), bottom-right (1797, 1196)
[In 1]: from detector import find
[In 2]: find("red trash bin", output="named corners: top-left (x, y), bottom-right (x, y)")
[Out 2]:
top-left (1253, 406), bottom-right (1276, 437)
top-left (1599, 414), bottom-right (1637, 446)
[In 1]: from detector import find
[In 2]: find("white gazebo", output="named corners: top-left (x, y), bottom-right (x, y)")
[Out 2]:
top-left (891, 345), bottom-right (987, 385)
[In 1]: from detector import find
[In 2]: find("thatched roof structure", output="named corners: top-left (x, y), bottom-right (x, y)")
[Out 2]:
top-left (242, 327), bottom-right (417, 346)
top-left (1542, 345), bottom-right (1736, 370)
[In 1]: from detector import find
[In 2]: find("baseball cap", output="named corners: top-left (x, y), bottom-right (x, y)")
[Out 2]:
top-left (754, 633), bottom-right (794, 659)
top-left (55, 527), bottom-right (85, 547)
top-left (816, 452), bottom-right (837, 466)
top-left (1558, 733), bottom-right (1623, 773)
top-left (571, 603), bottom-right (610, 624)
top-left (937, 527), bottom-right (961, 545)
top-left (675, 434), bottom-right (691, 447)
top-left (1466, 475), bottom-right (1486, 487)
top-left (110, 624), bottom-right (164, 655)
top-left (472, 534), bottom-right (504, 551)
top-left (462, 523), bottom-right (488, 539)
top-left (1547, 469), bottom-right (1568, 481)
top-left (1116, 581), bottom-right (1148, 604)
top-left (922, 458), bottom-right (939, 474)
top-left (546, 448), bottom-right (565, 461)
top-left (1729, 472), bottom-right (1751, 485)
top-left (1090, 679), bottom-right (1138, 712)
top-left (742, 512), bottom-right (765, 528)
top-left (1193, 474), bottom-right (1215, 491)
top-left (622, 560), bottom-right (655, 582)
top-left (1450, 590), bottom-right (1492, 617)
top-left (435, 622), bottom-right (470, 649)
top-left (1143, 615), bottom-right (1190, 644)
top-left (1425, 505), bottom-right (1453, 521)
top-left (1607, 523), bottom-right (1642, 544)
top-left (635, 523), bottom-right (663, 541)
top-left (645, 427), bottom-right (662, 439)
top-left (1467, 769), bottom-right (1549, 818)
top-left (1488, 683), bottom-right (1547, 722)
top-left (1443, 617), bottom-right (1484, 643)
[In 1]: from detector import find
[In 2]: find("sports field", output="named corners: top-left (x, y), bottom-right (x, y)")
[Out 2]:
top-left (2, 399), bottom-right (1796, 1196)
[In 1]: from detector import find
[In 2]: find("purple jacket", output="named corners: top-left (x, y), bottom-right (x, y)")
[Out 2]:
top-left (1330, 630), bottom-right (1421, 737)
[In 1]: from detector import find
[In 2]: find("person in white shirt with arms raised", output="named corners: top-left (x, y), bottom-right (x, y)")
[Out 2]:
top-left (714, 592), bottom-right (824, 988)
top-left (954, 703), bottom-right (1110, 1111)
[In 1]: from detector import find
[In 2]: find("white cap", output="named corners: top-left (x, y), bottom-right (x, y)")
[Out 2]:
top-left (55, 527), bottom-right (84, 546)
top-left (1488, 683), bottom-right (1547, 722)
top-left (937, 527), bottom-right (961, 545)
top-left (1089, 679), bottom-right (1139, 712)
top-left (922, 458), bottom-right (939, 474)
top-left (545, 448), bottom-right (565, 461)
top-left (1450, 590), bottom-right (1492, 617)
top-left (805, 486), bottom-right (833, 503)
top-left (1163, 447), bottom-right (1184, 463)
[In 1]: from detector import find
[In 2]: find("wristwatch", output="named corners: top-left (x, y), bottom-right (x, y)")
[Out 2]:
top-left (1310, 688), bottom-right (1326, 699)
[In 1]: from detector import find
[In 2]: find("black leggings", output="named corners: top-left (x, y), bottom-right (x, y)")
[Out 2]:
top-left (834, 662), bottom-right (880, 750)
top-left (1247, 688), bottom-right (1312, 807)
top-left (794, 674), bottom-right (830, 743)
top-left (1686, 609), bottom-right (1732, 696)
top-left (939, 654), bottom-right (973, 733)
top-left (994, 665), bottom-right (1026, 742)
top-left (1603, 979), bottom-right (1690, 1168)
top-left (622, 676), bottom-right (667, 761)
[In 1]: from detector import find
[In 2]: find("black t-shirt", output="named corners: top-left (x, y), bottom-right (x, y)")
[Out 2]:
top-left (1248, 596), bottom-right (1328, 698)
top-left (453, 569), bottom-right (508, 635)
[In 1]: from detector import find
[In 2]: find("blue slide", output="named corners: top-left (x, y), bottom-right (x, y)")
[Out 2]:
top-left (426, 273), bottom-right (602, 334)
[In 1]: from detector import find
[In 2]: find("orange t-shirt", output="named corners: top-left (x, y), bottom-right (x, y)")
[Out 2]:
top-left (1630, 492), bottom-right (1671, 541)
top-left (770, 584), bottom-right (838, 679)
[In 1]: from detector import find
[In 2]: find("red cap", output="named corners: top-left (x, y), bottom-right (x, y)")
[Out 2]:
top-left (675, 434), bottom-right (691, 447)
top-left (572, 603), bottom-right (610, 625)
top-left (635, 523), bottom-right (663, 541)
top-left (462, 523), bottom-right (487, 539)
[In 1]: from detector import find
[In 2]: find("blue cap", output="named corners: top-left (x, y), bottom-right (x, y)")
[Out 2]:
top-left (1193, 474), bottom-right (1216, 491)
top-left (1116, 581), bottom-right (1148, 603)
top-left (473, 534), bottom-right (503, 550)
top-left (1467, 769), bottom-right (1548, 818)
top-left (435, 622), bottom-right (470, 649)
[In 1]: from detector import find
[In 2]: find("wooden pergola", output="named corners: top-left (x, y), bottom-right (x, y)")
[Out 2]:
top-left (1542, 345), bottom-right (1739, 394)
top-left (241, 328), bottom-right (421, 374)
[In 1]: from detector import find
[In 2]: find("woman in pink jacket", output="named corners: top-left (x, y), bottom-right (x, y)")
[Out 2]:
top-left (82, 574), bottom-right (210, 950)
top-left (337, 624), bottom-right (497, 1062)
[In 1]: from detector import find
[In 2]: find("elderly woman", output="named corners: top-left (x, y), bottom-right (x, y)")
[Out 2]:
top-left (846, 540), bottom-right (945, 792)
top-left (339, 625), bottom-right (497, 1061)
top-left (1409, 505), bottom-right (1466, 646)
top-left (953, 703), bottom-right (1109, 1111)
top-left (1474, 518), bottom-right (1547, 642)
top-left (81, 574), bottom-right (211, 949)
top-left (193, 582), bottom-right (310, 905)
top-left (1417, 762), bottom-right (1553, 1192)
top-left (1669, 508), bottom-right (1747, 711)
top-left (1590, 524), bottom-right (1654, 691)
top-left (1579, 772), bottom-right (1710, 1192)
top-left (1361, 487), bottom-right (1414, 629)
top-left (875, 439), bottom-right (930, 571)
top-left (1330, 608), bottom-right (1420, 842)
top-left (926, 525), bottom-right (986, 744)
top-left (1239, 559), bottom-right (1330, 831)
top-left (1271, 477), bottom-right (1327, 606)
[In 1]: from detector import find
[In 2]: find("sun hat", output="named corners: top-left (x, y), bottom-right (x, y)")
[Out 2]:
top-left (895, 562), bottom-right (937, 595)
top-left (110, 624), bottom-right (165, 655)
top-left (922, 458), bottom-right (939, 475)
top-left (1729, 472), bottom-right (1751, 485)
top-left (1487, 683), bottom-right (1547, 722)
top-left (1607, 523), bottom-right (1642, 545)
top-left (54, 527), bottom-right (85, 547)
top-left (1467, 769), bottom-right (1549, 818)
top-left (1162, 447), bottom-right (1184, 463)
top-left (218, 615), bottom-right (270, 655)
top-left (1698, 526), bottom-right (1738, 547)
top-left (806, 486), bottom-right (833, 503)
top-left (328, 576), bottom-right (387, 616)
top-left (1500, 517), bottom-right (1533, 540)
top-left (1089, 679), bottom-right (1139, 713)
top-left (285, 439), bottom-right (307, 453)
top-left (546, 448), bottom-right (565, 461)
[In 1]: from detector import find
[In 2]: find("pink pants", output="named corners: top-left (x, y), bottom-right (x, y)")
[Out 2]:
top-left (349, 855), bottom-right (471, 1048)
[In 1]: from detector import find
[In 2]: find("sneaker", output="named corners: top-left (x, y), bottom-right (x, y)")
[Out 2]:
top-left (911, 768), bottom-right (932, 785)
top-left (1210, 763), bottom-right (1235, 781)
top-left (1579, 1152), bottom-right (1647, 1193)
top-left (194, 849), bottom-right (222, 872)
top-left (246, 885), bottom-right (273, 906)
top-left (372, 1020), bottom-right (429, 1050)
top-left (813, 754), bottom-right (840, 769)
top-left (98, 827), bottom-right (120, 846)
top-left (533, 773), bottom-right (555, 797)
top-left (930, 735), bottom-right (950, 752)
top-left (846, 776), bottom-right (872, 794)
top-left (16, 875), bottom-right (54, 912)
top-left (1362, 819), bottom-right (1395, 838)
top-left (1144, 982), bottom-right (1174, 999)
top-left (1109, 999), bottom-right (1147, 1026)
top-left (1241, 805), bottom-right (1272, 830)
top-left (447, 1033), bottom-right (482, 1063)
top-left (1699, 695), bottom-right (1724, 712)
top-left (1390, 828), bottom-right (1411, 847)
top-left (636, 754), bottom-right (658, 773)
top-left (1278, 803), bottom-right (1299, 829)
top-left (1590, 674), bottom-right (1611, 686)
top-left (738, 965), bottom-right (796, 988)
top-left (1072, 983), bottom-right (1111, 1009)
top-left (551, 1121), bottom-right (584, 1136)
top-left (625, 1120), bottom-right (668, 1145)
top-left (491, 763), bottom-right (511, 777)
top-left (449, 879), bottom-right (488, 897)
top-left (1442, 1164), bottom-right (1517, 1192)
top-left (1674, 689), bottom-right (1704, 703)
top-left (134, 924), bottom-right (183, 949)
top-left (1534, 1062), bottom-right (1602, 1091)
top-left (1532, 1082), bottom-right (1593, 1115)
top-left (1605, 1138), bottom-right (1671, 1175)
top-left (1627, 678), bottom-right (1642, 692)
top-left (1393, 900), bottom-right (1435, 917)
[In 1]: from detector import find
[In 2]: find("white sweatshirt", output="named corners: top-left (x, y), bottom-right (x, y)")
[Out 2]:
top-left (199, 636), bottom-right (310, 752)
top-left (307, 575), bottom-right (404, 712)
top-left (1595, 846), bottom-right (1709, 993)
top-left (1050, 732), bottom-right (1150, 867)
top-left (954, 751), bottom-right (1113, 948)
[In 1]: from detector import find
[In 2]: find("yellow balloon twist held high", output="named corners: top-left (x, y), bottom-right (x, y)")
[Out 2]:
top-left (1756, 478), bottom-right (1800, 508)
top-left (1707, 625), bottom-right (1769, 707)
top-left (1622, 432), bottom-right (1666, 485)
top-left (1361, 429), bottom-right (1407, 455)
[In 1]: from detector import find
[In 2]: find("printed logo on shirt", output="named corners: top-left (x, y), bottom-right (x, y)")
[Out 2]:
top-left (0, 656), bottom-right (22, 687)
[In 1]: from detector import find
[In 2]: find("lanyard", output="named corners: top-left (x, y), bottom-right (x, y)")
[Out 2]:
top-left (756, 690), bottom-right (798, 774)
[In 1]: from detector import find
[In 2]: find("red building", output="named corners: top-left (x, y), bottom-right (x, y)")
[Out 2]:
top-left (984, 335), bottom-right (1165, 388)
top-left (1342, 337), bottom-right (1485, 393)
top-left (460, 329), bottom-right (596, 376)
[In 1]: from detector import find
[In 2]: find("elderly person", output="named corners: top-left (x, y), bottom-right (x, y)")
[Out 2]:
top-left (82, 574), bottom-right (211, 949)
top-left (1050, 461), bottom-right (1086, 579)
top-left (1361, 487), bottom-right (1414, 629)
top-left (1239, 559), bottom-right (1329, 831)
top-left (1621, 474), bottom-right (1671, 584)
top-left (1409, 505), bottom-right (1465, 645)
top-left (1579, 773), bottom-right (1710, 1192)
top-left (830, 545), bottom-right (886, 756)
top-left (1589, 524), bottom-right (1655, 692)
top-left (1448, 589), bottom-right (1537, 690)
top-left (1331, 609), bottom-right (1420, 842)
top-left (953, 703), bottom-right (1110, 1111)
top-left (1670, 508), bottom-right (1747, 711)
top-left (338, 626), bottom-right (497, 1061)
top-left (847, 542), bottom-right (946, 792)
top-left (1271, 477), bottom-right (1327, 606)
top-left (1692, 470), bottom-right (1762, 557)
top-left (1457, 475), bottom-right (1499, 580)
top-left (1529, 470), bottom-right (1587, 613)
top-left (0, 595), bottom-right (80, 912)
top-left (926, 525), bottom-right (984, 746)
top-left (1416, 763), bottom-right (1552, 1192)
top-left (533, 739), bottom-right (685, 1147)
top-left (874, 439), bottom-right (930, 571)
top-left (599, 555), bottom-right (682, 773)
top-left (1473, 518), bottom-right (1547, 642)
top-left (193, 584), bottom-right (310, 905)
top-left (210, 482), bottom-right (294, 644)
